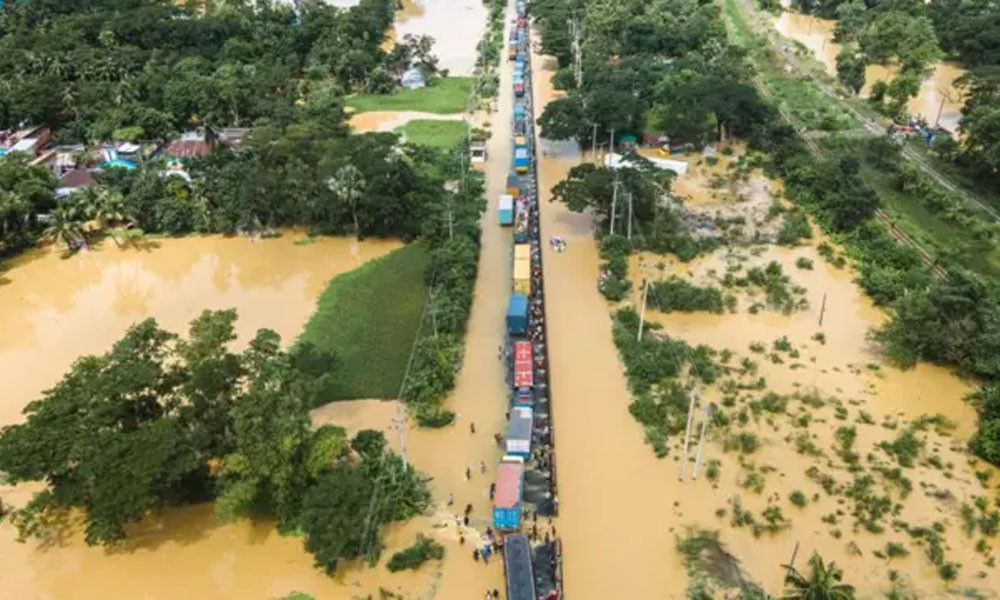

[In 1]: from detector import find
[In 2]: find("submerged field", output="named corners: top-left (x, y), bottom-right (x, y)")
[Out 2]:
top-left (345, 76), bottom-right (475, 114)
top-left (298, 242), bottom-right (430, 401)
top-left (616, 154), bottom-right (1000, 597)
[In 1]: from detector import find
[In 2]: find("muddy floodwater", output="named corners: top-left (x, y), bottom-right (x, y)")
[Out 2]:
top-left (329, 0), bottom-right (486, 75)
top-left (349, 110), bottom-right (467, 134)
top-left (774, 10), bottom-right (966, 132)
top-left (0, 233), bottom-right (426, 599)
top-left (530, 29), bottom-right (998, 598)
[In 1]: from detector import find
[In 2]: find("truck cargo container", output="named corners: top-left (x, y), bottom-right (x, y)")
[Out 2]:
top-left (514, 104), bottom-right (525, 120)
top-left (514, 243), bottom-right (530, 261)
top-left (506, 173), bottom-right (520, 198)
top-left (508, 44), bottom-right (517, 60)
top-left (514, 134), bottom-right (528, 152)
top-left (503, 534), bottom-right (536, 600)
top-left (513, 340), bottom-right (534, 406)
top-left (513, 257), bottom-right (531, 295)
top-left (506, 294), bottom-right (529, 335)
top-left (498, 194), bottom-right (514, 226)
top-left (513, 147), bottom-right (529, 173)
top-left (505, 406), bottom-right (533, 458)
top-left (492, 456), bottom-right (524, 530)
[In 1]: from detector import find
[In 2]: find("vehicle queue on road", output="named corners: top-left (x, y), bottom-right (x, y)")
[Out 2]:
top-left (494, 2), bottom-right (563, 599)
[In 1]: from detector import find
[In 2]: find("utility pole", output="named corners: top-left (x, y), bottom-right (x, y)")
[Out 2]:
top-left (692, 405), bottom-right (710, 479)
top-left (637, 278), bottom-right (650, 342)
top-left (934, 86), bottom-right (958, 129)
top-left (610, 177), bottom-right (619, 235)
top-left (627, 192), bottom-right (633, 240)
top-left (679, 393), bottom-right (697, 481)
top-left (609, 127), bottom-right (615, 157)
top-left (818, 292), bottom-right (827, 326)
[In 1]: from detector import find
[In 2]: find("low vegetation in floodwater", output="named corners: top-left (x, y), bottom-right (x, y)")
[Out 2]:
top-left (300, 244), bottom-right (430, 401)
top-left (346, 77), bottom-right (476, 114)
top-left (386, 534), bottom-right (445, 572)
top-left (395, 119), bottom-right (470, 149)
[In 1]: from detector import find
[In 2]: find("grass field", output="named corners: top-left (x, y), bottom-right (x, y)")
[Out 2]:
top-left (345, 77), bottom-right (475, 114)
top-left (298, 243), bottom-right (430, 402)
top-left (394, 120), bottom-right (469, 148)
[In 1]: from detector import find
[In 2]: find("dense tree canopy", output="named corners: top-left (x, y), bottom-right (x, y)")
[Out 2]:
top-left (532, 0), bottom-right (772, 146)
top-left (0, 311), bottom-right (429, 568)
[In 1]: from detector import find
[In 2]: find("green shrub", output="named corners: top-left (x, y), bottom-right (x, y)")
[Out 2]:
top-left (387, 535), bottom-right (445, 572)
top-left (649, 277), bottom-right (725, 314)
top-left (789, 490), bottom-right (808, 507)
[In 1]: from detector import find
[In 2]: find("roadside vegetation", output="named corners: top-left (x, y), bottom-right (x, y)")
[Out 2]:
top-left (299, 244), bottom-right (430, 401)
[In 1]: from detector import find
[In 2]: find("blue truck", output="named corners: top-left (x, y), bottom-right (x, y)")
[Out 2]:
top-left (493, 456), bottom-right (525, 530)
top-left (498, 194), bottom-right (514, 226)
top-left (513, 147), bottom-right (529, 173)
top-left (506, 294), bottom-right (529, 335)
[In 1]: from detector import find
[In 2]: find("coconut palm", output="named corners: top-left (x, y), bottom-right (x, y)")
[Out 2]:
top-left (326, 164), bottom-right (366, 235)
top-left (42, 204), bottom-right (85, 251)
top-left (781, 553), bottom-right (855, 600)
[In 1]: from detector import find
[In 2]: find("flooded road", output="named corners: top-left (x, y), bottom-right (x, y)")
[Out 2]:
top-left (773, 10), bottom-right (966, 131)
top-left (531, 32), bottom-right (997, 596)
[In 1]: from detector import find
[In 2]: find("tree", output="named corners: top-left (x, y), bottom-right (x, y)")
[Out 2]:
top-left (835, 49), bottom-right (866, 95)
top-left (781, 553), bottom-right (856, 600)
top-left (858, 11), bottom-right (940, 73)
top-left (833, 0), bottom-right (867, 43)
top-left (42, 202), bottom-right (85, 250)
top-left (327, 163), bottom-right (367, 236)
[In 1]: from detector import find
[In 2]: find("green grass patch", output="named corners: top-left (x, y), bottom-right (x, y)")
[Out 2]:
top-left (345, 77), bottom-right (475, 114)
top-left (394, 120), bottom-right (469, 149)
top-left (298, 243), bottom-right (430, 401)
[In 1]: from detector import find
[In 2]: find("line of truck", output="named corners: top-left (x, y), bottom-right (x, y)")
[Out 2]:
top-left (494, 3), bottom-right (563, 599)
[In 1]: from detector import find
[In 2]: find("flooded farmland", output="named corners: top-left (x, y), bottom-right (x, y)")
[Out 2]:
top-left (530, 26), bottom-right (998, 599)
top-left (773, 9), bottom-right (966, 132)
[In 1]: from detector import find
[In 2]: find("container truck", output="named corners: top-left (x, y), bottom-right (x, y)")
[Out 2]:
top-left (513, 340), bottom-right (534, 406)
top-left (503, 534), bottom-right (536, 600)
top-left (506, 173), bottom-right (521, 198)
top-left (514, 147), bottom-right (529, 173)
top-left (506, 294), bottom-right (529, 335)
top-left (498, 194), bottom-right (514, 226)
top-left (505, 406), bottom-right (534, 458)
top-left (492, 456), bottom-right (525, 530)
top-left (513, 257), bottom-right (531, 295)
top-left (513, 80), bottom-right (525, 98)
top-left (514, 243), bottom-right (530, 261)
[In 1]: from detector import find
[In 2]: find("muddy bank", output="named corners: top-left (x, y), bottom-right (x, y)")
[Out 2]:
top-left (773, 9), bottom-right (965, 132)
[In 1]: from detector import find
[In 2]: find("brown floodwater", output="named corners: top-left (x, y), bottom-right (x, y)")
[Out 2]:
top-left (349, 110), bottom-right (468, 134)
top-left (530, 31), bottom-right (998, 597)
top-left (0, 233), bottom-right (428, 598)
top-left (330, 0), bottom-right (486, 75)
top-left (773, 10), bottom-right (966, 132)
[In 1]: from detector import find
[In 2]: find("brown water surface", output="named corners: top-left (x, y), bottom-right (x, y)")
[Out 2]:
top-left (773, 10), bottom-right (966, 132)
top-left (329, 0), bottom-right (486, 75)
top-left (531, 31), bottom-right (998, 597)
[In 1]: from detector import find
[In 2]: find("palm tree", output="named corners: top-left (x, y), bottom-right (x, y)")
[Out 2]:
top-left (781, 553), bottom-right (855, 600)
top-left (326, 164), bottom-right (366, 235)
top-left (42, 204), bottom-right (85, 251)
